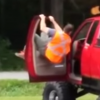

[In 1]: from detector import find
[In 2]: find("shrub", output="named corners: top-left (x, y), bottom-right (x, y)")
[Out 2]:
top-left (0, 37), bottom-right (25, 71)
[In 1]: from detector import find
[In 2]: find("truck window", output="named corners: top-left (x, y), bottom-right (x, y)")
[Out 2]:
top-left (76, 22), bottom-right (92, 40)
top-left (87, 21), bottom-right (99, 44)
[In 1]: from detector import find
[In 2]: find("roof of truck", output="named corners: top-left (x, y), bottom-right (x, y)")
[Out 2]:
top-left (86, 16), bottom-right (100, 20)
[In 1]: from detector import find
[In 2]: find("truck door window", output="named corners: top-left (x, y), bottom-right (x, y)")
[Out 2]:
top-left (96, 22), bottom-right (100, 46)
top-left (75, 22), bottom-right (92, 40)
top-left (87, 21), bottom-right (99, 44)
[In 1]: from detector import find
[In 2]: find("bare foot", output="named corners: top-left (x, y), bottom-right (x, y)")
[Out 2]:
top-left (15, 51), bottom-right (25, 59)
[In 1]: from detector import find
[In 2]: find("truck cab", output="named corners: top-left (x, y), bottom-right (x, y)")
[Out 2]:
top-left (25, 16), bottom-right (100, 100)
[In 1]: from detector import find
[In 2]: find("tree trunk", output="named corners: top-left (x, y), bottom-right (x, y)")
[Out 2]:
top-left (0, 0), bottom-right (5, 35)
top-left (40, 0), bottom-right (45, 13)
top-left (51, 0), bottom-right (64, 27)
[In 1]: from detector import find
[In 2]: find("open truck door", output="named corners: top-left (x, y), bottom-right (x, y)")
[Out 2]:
top-left (25, 16), bottom-right (68, 82)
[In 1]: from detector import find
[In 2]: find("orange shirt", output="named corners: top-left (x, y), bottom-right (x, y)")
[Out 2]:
top-left (45, 31), bottom-right (71, 63)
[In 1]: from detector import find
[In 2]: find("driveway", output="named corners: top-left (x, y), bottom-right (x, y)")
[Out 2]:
top-left (0, 71), bottom-right (29, 80)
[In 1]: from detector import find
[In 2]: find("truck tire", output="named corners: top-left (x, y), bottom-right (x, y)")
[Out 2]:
top-left (42, 82), bottom-right (77, 100)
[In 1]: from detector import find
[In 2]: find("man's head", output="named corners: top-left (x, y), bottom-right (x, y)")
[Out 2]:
top-left (63, 23), bottom-right (74, 35)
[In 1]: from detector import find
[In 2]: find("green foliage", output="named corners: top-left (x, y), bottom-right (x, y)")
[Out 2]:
top-left (0, 80), bottom-right (44, 96)
top-left (0, 37), bottom-right (24, 71)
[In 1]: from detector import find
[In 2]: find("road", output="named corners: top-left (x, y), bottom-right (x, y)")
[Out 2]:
top-left (0, 71), bottom-right (29, 80)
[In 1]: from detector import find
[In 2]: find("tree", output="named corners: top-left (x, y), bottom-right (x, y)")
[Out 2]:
top-left (51, 0), bottom-right (64, 27)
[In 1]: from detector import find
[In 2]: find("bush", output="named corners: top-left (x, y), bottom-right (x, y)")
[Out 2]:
top-left (0, 37), bottom-right (24, 71)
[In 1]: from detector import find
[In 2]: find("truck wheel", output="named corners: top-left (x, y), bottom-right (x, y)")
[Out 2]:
top-left (42, 82), bottom-right (77, 100)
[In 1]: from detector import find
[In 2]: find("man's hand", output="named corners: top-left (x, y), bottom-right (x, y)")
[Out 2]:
top-left (48, 16), bottom-right (55, 22)
top-left (39, 14), bottom-right (45, 20)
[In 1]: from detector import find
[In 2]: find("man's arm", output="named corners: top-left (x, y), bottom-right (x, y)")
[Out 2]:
top-left (39, 14), bottom-right (49, 33)
top-left (39, 14), bottom-right (56, 36)
top-left (48, 16), bottom-right (63, 33)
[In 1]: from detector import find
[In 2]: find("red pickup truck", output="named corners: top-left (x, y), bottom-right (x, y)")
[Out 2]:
top-left (25, 16), bottom-right (100, 100)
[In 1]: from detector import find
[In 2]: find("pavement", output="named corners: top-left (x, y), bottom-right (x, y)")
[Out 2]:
top-left (0, 71), bottom-right (29, 80)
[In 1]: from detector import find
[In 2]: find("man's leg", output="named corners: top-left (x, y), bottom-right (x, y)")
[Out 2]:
top-left (15, 33), bottom-right (47, 59)
top-left (34, 33), bottom-right (49, 56)
top-left (34, 34), bottom-right (46, 49)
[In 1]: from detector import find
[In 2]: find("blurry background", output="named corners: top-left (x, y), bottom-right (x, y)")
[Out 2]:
top-left (0, 0), bottom-right (100, 70)
top-left (0, 0), bottom-right (100, 50)
top-left (0, 1), bottom-right (99, 99)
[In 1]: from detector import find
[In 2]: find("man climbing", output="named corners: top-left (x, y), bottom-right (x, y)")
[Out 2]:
top-left (15, 14), bottom-right (73, 63)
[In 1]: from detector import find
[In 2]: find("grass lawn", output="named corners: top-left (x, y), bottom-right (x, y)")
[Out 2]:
top-left (0, 95), bottom-right (98, 100)
top-left (77, 94), bottom-right (97, 100)
top-left (0, 80), bottom-right (44, 96)
top-left (0, 80), bottom-right (98, 100)
top-left (0, 96), bottom-right (41, 100)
